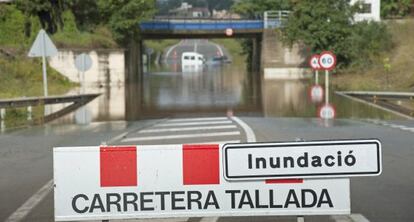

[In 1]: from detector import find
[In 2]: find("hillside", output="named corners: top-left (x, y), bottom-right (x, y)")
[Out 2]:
top-left (333, 19), bottom-right (414, 91)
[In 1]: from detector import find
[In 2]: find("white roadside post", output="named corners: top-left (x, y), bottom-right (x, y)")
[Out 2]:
top-left (74, 53), bottom-right (93, 125)
top-left (28, 29), bottom-right (58, 97)
top-left (318, 51), bottom-right (337, 119)
top-left (309, 54), bottom-right (324, 103)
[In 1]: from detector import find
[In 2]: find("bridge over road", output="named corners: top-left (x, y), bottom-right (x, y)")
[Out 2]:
top-left (125, 14), bottom-right (307, 89)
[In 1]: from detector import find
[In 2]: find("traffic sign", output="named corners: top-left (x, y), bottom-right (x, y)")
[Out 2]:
top-left (309, 85), bottom-right (323, 103)
top-left (28, 29), bottom-right (58, 97)
top-left (225, 28), bottom-right (233, 36)
top-left (309, 54), bottom-right (321, 71)
top-left (224, 139), bottom-right (382, 180)
top-left (28, 29), bottom-right (58, 58)
top-left (54, 144), bottom-right (350, 221)
top-left (318, 51), bottom-right (336, 71)
top-left (319, 104), bottom-right (336, 119)
top-left (74, 53), bottom-right (93, 72)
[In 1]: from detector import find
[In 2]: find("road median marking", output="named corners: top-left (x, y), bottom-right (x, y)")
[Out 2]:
top-left (156, 120), bottom-right (233, 127)
top-left (5, 180), bottom-right (53, 222)
top-left (122, 131), bottom-right (241, 142)
top-left (139, 125), bottom-right (237, 133)
top-left (230, 116), bottom-right (256, 142)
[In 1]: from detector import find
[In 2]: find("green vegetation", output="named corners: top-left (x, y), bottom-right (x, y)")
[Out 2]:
top-left (381, 0), bottom-right (413, 18)
top-left (334, 19), bottom-right (414, 91)
top-left (284, 0), bottom-right (392, 68)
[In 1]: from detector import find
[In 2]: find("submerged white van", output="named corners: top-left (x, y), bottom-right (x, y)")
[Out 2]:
top-left (181, 52), bottom-right (205, 66)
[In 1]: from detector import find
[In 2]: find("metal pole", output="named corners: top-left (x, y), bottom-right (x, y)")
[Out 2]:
top-left (297, 216), bottom-right (305, 222)
top-left (27, 106), bottom-right (32, 121)
top-left (1, 108), bottom-right (5, 132)
top-left (325, 70), bottom-right (329, 105)
top-left (41, 33), bottom-right (48, 97)
top-left (315, 70), bottom-right (319, 85)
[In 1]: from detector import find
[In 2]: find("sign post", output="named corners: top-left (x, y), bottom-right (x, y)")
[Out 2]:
top-left (28, 29), bottom-right (58, 97)
top-left (318, 51), bottom-right (337, 119)
top-left (309, 54), bottom-right (321, 85)
top-left (309, 55), bottom-right (324, 103)
top-left (74, 53), bottom-right (93, 125)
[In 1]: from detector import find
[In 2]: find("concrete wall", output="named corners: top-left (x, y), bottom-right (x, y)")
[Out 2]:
top-left (49, 49), bottom-right (125, 86)
top-left (260, 29), bottom-right (309, 79)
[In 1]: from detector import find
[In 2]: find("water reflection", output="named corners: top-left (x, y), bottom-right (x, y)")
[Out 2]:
top-left (50, 50), bottom-right (401, 125)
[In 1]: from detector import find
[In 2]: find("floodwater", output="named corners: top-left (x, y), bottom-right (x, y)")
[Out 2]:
top-left (48, 50), bottom-right (398, 126)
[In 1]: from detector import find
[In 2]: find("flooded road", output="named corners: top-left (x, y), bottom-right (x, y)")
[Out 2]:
top-left (54, 64), bottom-right (398, 126)
top-left (46, 45), bottom-right (399, 126)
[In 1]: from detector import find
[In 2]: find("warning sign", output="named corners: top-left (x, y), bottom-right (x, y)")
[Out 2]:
top-left (54, 144), bottom-right (350, 221)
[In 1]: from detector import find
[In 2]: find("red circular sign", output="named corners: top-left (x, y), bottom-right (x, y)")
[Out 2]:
top-left (318, 104), bottom-right (336, 119)
top-left (318, 51), bottom-right (337, 71)
top-left (309, 84), bottom-right (324, 103)
top-left (309, 54), bottom-right (321, 71)
top-left (225, 28), bottom-right (233, 36)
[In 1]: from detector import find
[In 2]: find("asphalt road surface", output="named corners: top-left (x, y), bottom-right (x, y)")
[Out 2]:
top-left (1, 117), bottom-right (414, 222)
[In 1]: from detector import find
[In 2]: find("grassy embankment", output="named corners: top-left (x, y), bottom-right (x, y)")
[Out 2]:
top-left (333, 19), bottom-right (414, 91)
top-left (0, 5), bottom-right (118, 127)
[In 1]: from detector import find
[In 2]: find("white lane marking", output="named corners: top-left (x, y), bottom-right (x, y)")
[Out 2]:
top-left (200, 217), bottom-right (219, 222)
top-left (4, 129), bottom-right (133, 222)
top-left (122, 131), bottom-right (241, 142)
top-left (349, 214), bottom-right (370, 222)
top-left (139, 125), bottom-right (237, 133)
top-left (106, 132), bottom-right (129, 144)
top-left (196, 140), bottom-right (241, 144)
top-left (231, 116), bottom-right (256, 142)
top-left (211, 42), bottom-right (224, 56)
top-left (156, 120), bottom-right (232, 127)
top-left (164, 40), bottom-right (183, 61)
top-left (5, 180), bottom-right (54, 222)
top-left (167, 117), bottom-right (228, 122)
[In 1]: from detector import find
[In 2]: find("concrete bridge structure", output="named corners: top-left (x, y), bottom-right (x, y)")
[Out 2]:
top-left (124, 14), bottom-right (307, 119)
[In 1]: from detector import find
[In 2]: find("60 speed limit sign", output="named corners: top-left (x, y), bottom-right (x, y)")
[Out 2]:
top-left (318, 51), bottom-right (336, 71)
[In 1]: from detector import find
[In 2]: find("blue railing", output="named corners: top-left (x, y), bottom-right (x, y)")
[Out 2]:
top-left (140, 20), bottom-right (265, 31)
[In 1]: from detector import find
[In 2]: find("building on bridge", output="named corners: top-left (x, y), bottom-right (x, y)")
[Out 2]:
top-left (351, 0), bottom-right (380, 22)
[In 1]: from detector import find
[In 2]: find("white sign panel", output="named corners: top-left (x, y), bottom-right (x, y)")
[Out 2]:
top-left (319, 104), bottom-right (336, 119)
top-left (75, 53), bottom-right (93, 72)
top-left (318, 51), bottom-right (336, 71)
top-left (309, 54), bottom-right (321, 70)
top-left (224, 140), bottom-right (381, 181)
top-left (28, 29), bottom-right (58, 57)
top-left (54, 144), bottom-right (350, 221)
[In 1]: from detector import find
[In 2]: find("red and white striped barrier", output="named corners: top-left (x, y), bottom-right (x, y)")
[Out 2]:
top-left (54, 144), bottom-right (350, 221)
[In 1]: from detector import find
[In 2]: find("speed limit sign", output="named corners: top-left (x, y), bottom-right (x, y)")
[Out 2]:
top-left (309, 54), bottom-right (321, 70)
top-left (318, 104), bottom-right (336, 119)
top-left (318, 51), bottom-right (336, 71)
top-left (309, 85), bottom-right (324, 103)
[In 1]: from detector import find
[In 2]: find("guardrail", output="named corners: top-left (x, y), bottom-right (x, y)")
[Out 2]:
top-left (0, 94), bottom-right (100, 131)
top-left (336, 91), bottom-right (414, 119)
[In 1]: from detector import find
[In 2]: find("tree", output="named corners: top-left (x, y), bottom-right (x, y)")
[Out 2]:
top-left (66, 0), bottom-right (100, 31)
top-left (283, 0), bottom-right (357, 66)
top-left (15, 0), bottom-right (66, 34)
top-left (381, 0), bottom-right (413, 18)
top-left (99, 0), bottom-right (156, 46)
